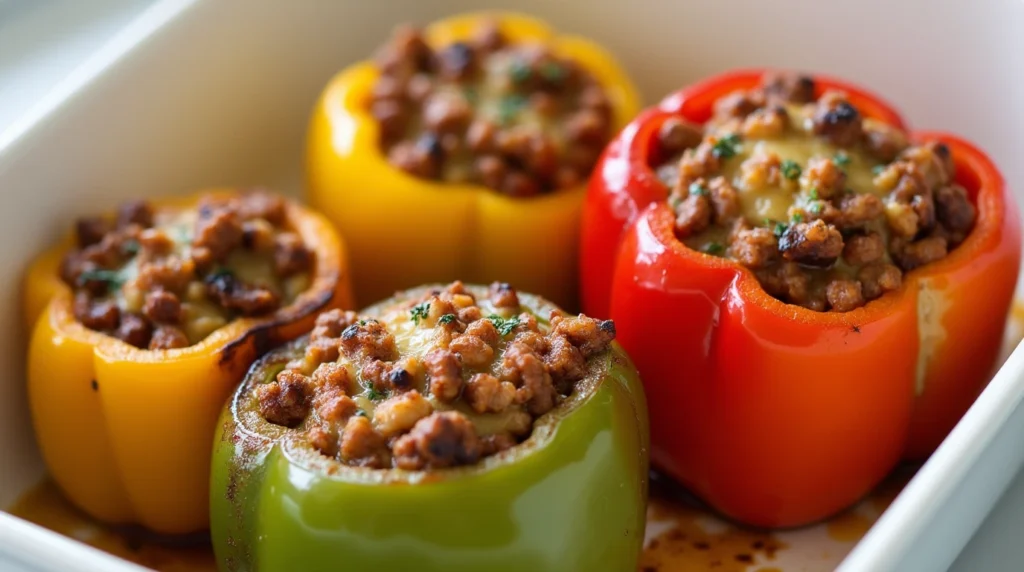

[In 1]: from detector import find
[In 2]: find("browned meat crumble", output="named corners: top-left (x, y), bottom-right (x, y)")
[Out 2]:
top-left (370, 21), bottom-right (614, 197)
top-left (59, 191), bottom-right (313, 349)
top-left (256, 281), bottom-right (616, 470)
top-left (654, 73), bottom-right (976, 312)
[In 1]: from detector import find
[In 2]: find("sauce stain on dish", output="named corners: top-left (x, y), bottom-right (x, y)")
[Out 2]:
top-left (824, 511), bottom-right (874, 543)
top-left (640, 474), bottom-right (786, 571)
top-left (5, 304), bottom-right (1023, 572)
top-left (6, 480), bottom-right (216, 572)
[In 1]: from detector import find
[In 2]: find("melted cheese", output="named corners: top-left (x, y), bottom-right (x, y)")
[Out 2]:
top-left (716, 115), bottom-right (883, 225)
top-left (351, 301), bottom-right (534, 435)
top-left (95, 205), bottom-right (309, 346)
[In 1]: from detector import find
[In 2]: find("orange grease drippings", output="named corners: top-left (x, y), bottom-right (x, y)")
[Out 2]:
top-left (4, 302), bottom-right (1021, 572)
top-left (6, 480), bottom-right (216, 572)
top-left (824, 511), bottom-right (873, 543)
top-left (639, 485), bottom-right (786, 572)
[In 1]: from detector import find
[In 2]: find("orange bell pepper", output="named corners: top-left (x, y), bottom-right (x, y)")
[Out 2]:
top-left (580, 70), bottom-right (1021, 527)
top-left (306, 12), bottom-right (640, 309)
top-left (23, 189), bottom-right (353, 534)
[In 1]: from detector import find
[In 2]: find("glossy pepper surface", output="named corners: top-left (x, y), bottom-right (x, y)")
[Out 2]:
top-left (211, 285), bottom-right (648, 572)
top-left (579, 70), bottom-right (1021, 527)
top-left (306, 12), bottom-right (640, 309)
top-left (24, 189), bottom-right (353, 534)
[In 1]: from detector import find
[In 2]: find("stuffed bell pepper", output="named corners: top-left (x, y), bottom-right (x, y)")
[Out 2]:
top-left (580, 70), bottom-right (1021, 527)
top-left (24, 189), bottom-right (353, 534)
top-left (307, 12), bottom-right (640, 308)
top-left (211, 281), bottom-right (648, 571)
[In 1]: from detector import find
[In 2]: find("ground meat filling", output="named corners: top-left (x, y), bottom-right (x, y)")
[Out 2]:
top-left (370, 21), bottom-right (614, 197)
top-left (60, 192), bottom-right (314, 349)
top-left (654, 73), bottom-right (977, 312)
top-left (256, 281), bottom-right (616, 470)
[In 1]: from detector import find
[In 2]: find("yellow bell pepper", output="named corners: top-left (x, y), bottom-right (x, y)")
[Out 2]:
top-left (306, 12), bottom-right (641, 309)
top-left (22, 189), bottom-right (354, 534)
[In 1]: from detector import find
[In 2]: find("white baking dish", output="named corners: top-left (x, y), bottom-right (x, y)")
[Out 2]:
top-left (2, 0), bottom-right (1024, 570)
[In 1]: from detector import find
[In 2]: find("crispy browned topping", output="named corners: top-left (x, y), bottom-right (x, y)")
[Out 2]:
top-left (257, 282), bottom-right (616, 470)
top-left (60, 191), bottom-right (313, 348)
top-left (369, 22), bottom-right (614, 197)
top-left (654, 73), bottom-right (976, 312)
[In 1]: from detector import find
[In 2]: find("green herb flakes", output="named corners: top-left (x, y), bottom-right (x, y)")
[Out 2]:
top-left (711, 133), bottom-right (741, 159)
top-left (77, 269), bottom-right (124, 289)
top-left (833, 152), bottom-right (851, 168)
top-left (509, 60), bottom-right (531, 83)
top-left (487, 314), bottom-right (522, 337)
top-left (540, 61), bottom-right (565, 83)
top-left (781, 160), bottom-right (802, 180)
top-left (208, 267), bottom-right (234, 282)
top-left (410, 303), bottom-right (430, 325)
top-left (498, 94), bottom-right (527, 125)
top-left (703, 242), bottom-right (725, 256)
top-left (121, 239), bottom-right (140, 256)
top-left (792, 212), bottom-right (804, 223)
top-left (439, 313), bottom-right (456, 325)
top-left (808, 188), bottom-right (819, 200)
top-left (688, 182), bottom-right (709, 197)
top-left (872, 164), bottom-right (886, 176)
top-left (364, 382), bottom-right (384, 401)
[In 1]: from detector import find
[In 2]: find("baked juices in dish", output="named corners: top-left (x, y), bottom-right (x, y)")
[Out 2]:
top-left (307, 12), bottom-right (640, 307)
top-left (24, 190), bottom-right (352, 534)
top-left (580, 71), bottom-right (1020, 526)
top-left (211, 282), bottom-right (648, 571)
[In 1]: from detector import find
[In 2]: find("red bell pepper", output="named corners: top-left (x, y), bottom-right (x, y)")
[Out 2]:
top-left (580, 69), bottom-right (1021, 527)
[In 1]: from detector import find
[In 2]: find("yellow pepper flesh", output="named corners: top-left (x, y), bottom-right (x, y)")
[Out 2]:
top-left (23, 190), bottom-right (354, 534)
top-left (306, 12), bottom-right (641, 309)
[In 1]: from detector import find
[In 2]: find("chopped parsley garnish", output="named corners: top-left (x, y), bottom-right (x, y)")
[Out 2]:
top-left (509, 60), bottom-right (531, 83)
top-left (809, 188), bottom-right (819, 200)
top-left (355, 410), bottom-right (368, 418)
top-left (78, 269), bottom-right (124, 289)
top-left (498, 94), bottom-right (527, 125)
top-left (872, 164), bottom-right (886, 176)
top-left (208, 267), bottom-right (234, 281)
top-left (781, 160), bottom-right (802, 180)
top-left (357, 319), bottom-right (369, 327)
top-left (540, 61), bottom-right (565, 83)
top-left (833, 152), bottom-right (851, 168)
top-left (438, 313), bottom-right (456, 325)
top-left (809, 202), bottom-right (823, 215)
top-left (121, 239), bottom-right (140, 256)
top-left (711, 134), bottom-right (741, 159)
top-left (364, 382), bottom-right (385, 401)
top-left (688, 181), bottom-right (709, 197)
top-left (792, 212), bottom-right (804, 223)
top-left (769, 221), bottom-right (789, 237)
top-left (703, 242), bottom-right (725, 255)
top-left (410, 303), bottom-right (430, 325)
top-left (668, 194), bottom-right (683, 209)
top-left (487, 314), bottom-right (522, 337)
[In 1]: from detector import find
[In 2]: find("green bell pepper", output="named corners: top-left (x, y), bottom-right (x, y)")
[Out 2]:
top-left (210, 285), bottom-right (649, 572)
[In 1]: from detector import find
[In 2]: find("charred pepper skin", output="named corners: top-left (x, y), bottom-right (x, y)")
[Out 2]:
top-left (306, 12), bottom-right (641, 309)
top-left (580, 70), bottom-right (1021, 527)
top-left (23, 189), bottom-right (354, 534)
top-left (211, 285), bottom-right (649, 572)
